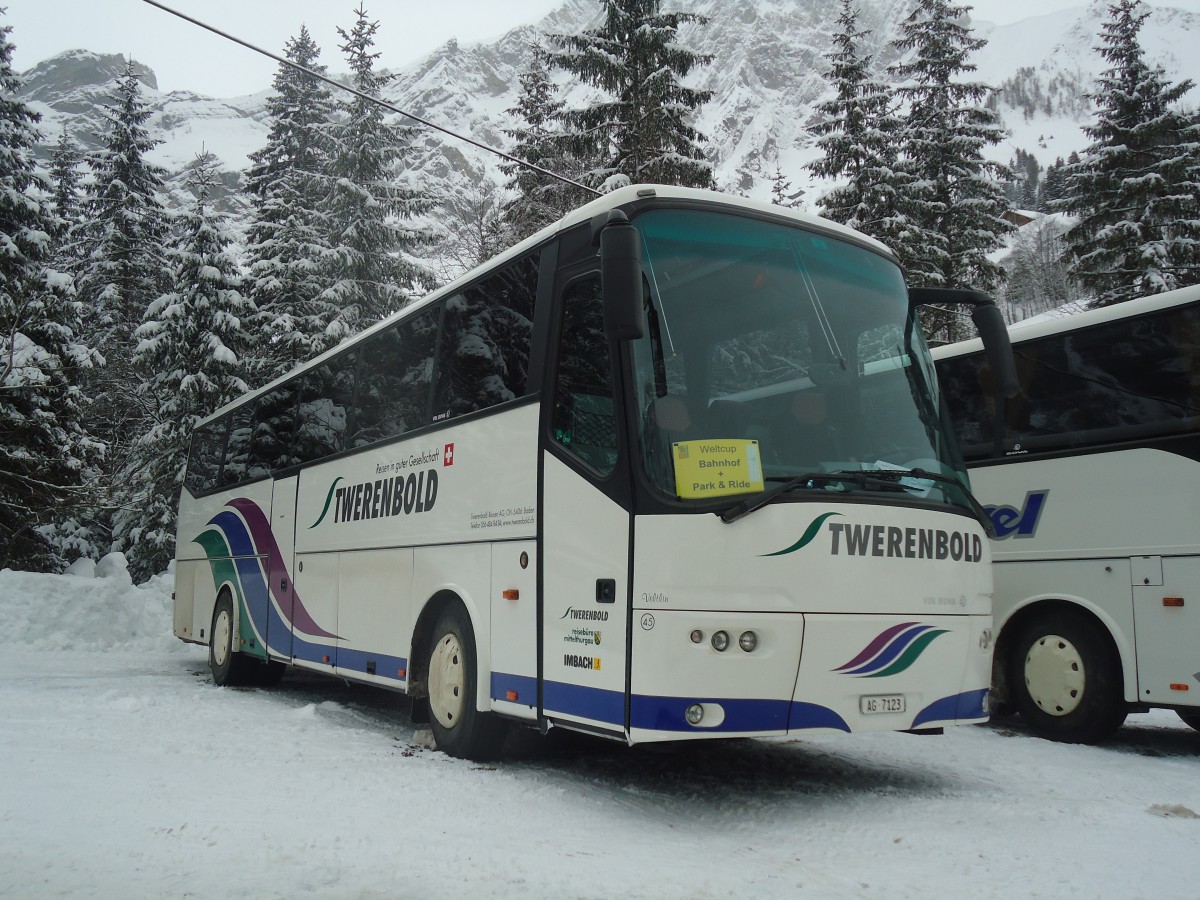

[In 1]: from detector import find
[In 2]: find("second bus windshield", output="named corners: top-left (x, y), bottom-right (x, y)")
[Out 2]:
top-left (629, 208), bottom-right (965, 508)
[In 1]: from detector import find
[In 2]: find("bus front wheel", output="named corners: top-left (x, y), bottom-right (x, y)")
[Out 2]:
top-left (426, 604), bottom-right (507, 760)
top-left (1009, 610), bottom-right (1127, 744)
top-left (209, 591), bottom-right (256, 687)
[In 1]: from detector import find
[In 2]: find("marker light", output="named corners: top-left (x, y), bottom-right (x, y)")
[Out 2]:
top-left (690, 629), bottom-right (703, 644)
top-left (739, 631), bottom-right (758, 652)
top-left (685, 704), bottom-right (704, 725)
top-left (711, 631), bottom-right (730, 652)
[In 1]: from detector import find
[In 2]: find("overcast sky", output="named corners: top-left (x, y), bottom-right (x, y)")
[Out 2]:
top-left (5, 0), bottom-right (1199, 98)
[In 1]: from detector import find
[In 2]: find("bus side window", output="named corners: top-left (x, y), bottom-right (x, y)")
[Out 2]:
top-left (432, 252), bottom-right (538, 421)
top-left (295, 350), bottom-right (358, 464)
top-left (186, 417), bottom-right (229, 495)
top-left (221, 404), bottom-right (255, 487)
top-left (351, 308), bottom-right (439, 448)
top-left (250, 383), bottom-right (300, 473)
top-left (551, 275), bottom-right (618, 475)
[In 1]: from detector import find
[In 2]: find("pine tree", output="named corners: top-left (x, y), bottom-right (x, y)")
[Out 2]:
top-left (501, 43), bottom-right (593, 241)
top-left (0, 16), bottom-right (100, 569)
top-left (1038, 155), bottom-right (1068, 211)
top-left (114, 153), bottom-right (251, 582)
top-left (47, 126), bottom-right (84, 242)
top-left (77, 60), bottom-right (170, 355)
top-left (889, 0), bottom-right (1013, 341)
top-left (809, 0), bottom-right (912, 252)
top-left (769, 162), bottom-right (800, 209)
top-left (74, 58), bottom-right (171, 535)
top-left (549, 0), bottom-right (714, 188)
top-left (322, 4), bottom-right (434, 338)
top-left (244, 26), bottom-right (339, 381)
top-left (1058, 0), bottom-right (1200, 305)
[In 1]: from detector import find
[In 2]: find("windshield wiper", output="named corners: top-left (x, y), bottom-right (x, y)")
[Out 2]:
top-left (720, 470), bottom-right (906, 524)
top-left (856, 468), bottom-right (997, 538)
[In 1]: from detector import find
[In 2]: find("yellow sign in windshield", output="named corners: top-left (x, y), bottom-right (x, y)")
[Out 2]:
top-left (673, 439), bottom-right (765, 499)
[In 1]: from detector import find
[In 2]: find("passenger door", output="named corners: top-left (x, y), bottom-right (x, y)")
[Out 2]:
top-left (540, 272), bottom-right (632, 736)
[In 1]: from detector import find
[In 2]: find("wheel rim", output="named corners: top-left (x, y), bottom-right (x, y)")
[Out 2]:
top-left (213, 607), bottom-right (232, 668)
top-left (1024, 632), bottom-right (1086, 716)
top-left (429, 632), bottom-right (466, 729)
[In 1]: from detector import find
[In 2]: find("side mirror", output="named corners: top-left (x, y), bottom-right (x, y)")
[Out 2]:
top-left (593, 211), bottom-right (645, 341)
top-left (910, 287), bottom-right (1019, 398)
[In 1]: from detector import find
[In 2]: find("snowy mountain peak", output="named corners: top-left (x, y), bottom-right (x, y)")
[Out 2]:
top-left (15, 0), bottom-right (1200, 211)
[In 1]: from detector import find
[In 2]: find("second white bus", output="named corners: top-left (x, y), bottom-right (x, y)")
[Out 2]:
top-left (935, 284), bottom-right (1200, 742)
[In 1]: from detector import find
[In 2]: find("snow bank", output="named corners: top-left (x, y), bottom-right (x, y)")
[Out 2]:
top-left (0, 553), bottom-right (176, 652)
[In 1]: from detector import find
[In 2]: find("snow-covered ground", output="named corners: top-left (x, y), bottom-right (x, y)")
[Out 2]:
top-left (2, 560), bottom-right (1199, 899)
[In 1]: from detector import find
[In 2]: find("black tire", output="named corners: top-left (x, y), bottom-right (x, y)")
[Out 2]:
top-left (426, 604), bottom-right (508, 760)
top-left (1177, 710), bottom-right (1200, 733)
top-left (209, 591), bottom-right (257, 687)
top-left (1008, 610), bottom-right (1127, 744)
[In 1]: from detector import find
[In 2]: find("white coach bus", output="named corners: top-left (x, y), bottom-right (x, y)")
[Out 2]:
top-left (934, 284), bottom-right (1200, 743)
top-left (173, 184), bottom-right (1016, 760)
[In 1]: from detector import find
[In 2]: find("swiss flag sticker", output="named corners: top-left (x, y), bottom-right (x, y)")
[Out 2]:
top-left (444, 443), bottom-right (455, 466)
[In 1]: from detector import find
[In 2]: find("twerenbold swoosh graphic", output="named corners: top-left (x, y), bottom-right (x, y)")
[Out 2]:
top-left (760, 512), bottom-right (842, 557)
top-left (833, 624), bottom-right (949, 677)
top-left (309, 477), bottom-right (344, 529)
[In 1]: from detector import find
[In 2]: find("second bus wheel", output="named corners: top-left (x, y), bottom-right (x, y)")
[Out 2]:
top-left (209, 590), bottom-right (258, 687)
top-left (426, 604), bottom-right (508, 761)
top-left (1008, 610), bottom-right (1127, 744)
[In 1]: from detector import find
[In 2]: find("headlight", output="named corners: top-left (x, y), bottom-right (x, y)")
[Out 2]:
top-left (739, 630), bottom-right (758, 652)
top-left (711, 630), bottom-right (730, 652)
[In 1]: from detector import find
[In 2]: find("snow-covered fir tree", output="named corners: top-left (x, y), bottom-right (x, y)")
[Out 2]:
top-left (0, 17), bottom-right (100, 569)
top-left (809, 0), bottom-right (912, 251)
top-left (549, 0), bottom-right (714, 189)
top-left (47, 126), bottom-right (84, 243)
top-left (76, 59), bottom-right (170, 356)
top-left (321, 5), bottom-right (434, 336)
top-left (1058, 0), bottom-right (1200, 305)
top-left (244, 26), bottom-right (338, 382)
top-left (769, 157), bottom-right (802, 209)
top-left (74, 58), bottom-right (171, 538)
top-left (500, 43), bottom-right (593, 242)
top-left (890, 0), bottom-right (1012, 340)
top-left (114, 152), bottom-right (251, 582)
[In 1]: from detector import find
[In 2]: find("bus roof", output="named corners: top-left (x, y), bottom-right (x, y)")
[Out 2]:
top-left (197, 184), bottom-right (899, 427)
top-left (931, 283), bottom-right (1200, 362)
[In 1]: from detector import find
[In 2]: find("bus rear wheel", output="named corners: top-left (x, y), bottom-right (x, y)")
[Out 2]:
top-left (426, 604), bottom-right (507, 761)
top-left (1009, 610), bottom-right (1127, 744)
top-left (209, 591), bottom-right (257, 687)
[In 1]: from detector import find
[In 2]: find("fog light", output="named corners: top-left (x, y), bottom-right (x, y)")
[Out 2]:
top-left (711, 630), bottom-right (729, 652)
top-left (739, 630), bottom-right (758, 652)
top-left (685, 704), bottom-right (704, 725)
top-left (690, 629), bottom-right (703, 644)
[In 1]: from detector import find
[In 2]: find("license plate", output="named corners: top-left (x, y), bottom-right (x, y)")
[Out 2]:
top-left (860, 694), bottom-right (906, 715)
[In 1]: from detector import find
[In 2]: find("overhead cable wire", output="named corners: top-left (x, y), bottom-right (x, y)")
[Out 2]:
top-left (139, 0), bottom-right (601, 196)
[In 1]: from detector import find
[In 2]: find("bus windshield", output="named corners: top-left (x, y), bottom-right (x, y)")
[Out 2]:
top-left (630, 208), bottom-right (969, 512)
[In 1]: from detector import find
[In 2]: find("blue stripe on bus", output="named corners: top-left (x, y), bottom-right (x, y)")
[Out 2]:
top-left (491, 672), bottom-right (538, 705)
top-left (542, 679), bottom-right (625, 725)
top-left (526, 679), bottom-right (850, 735)
top-left (335, 646), bottom-right (409, 680)
top-left (910, 688), bottom-right (989, 728)
top-left (631, 695), bottom-right (790, 732)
